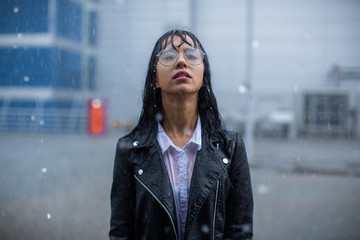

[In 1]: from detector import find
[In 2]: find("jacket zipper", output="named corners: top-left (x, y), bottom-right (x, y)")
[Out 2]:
top-left (134, 175), bottom-right (178, 240)
top-left (213, 180), bottom-right (220, 240)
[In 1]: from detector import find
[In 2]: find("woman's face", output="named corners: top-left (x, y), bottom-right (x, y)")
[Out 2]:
top-left (155, 35), bottom-right (204, 96)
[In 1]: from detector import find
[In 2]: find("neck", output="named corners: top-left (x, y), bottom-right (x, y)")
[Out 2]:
top-left (160, 93), bottom-right (198, 146)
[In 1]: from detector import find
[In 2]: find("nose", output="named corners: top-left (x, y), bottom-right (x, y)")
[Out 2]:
top-left (176, 52), bottom-right (188, 68)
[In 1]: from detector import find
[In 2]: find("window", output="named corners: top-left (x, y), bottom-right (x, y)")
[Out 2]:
top-left (0, 0), bottom-right (48, 33)
top-left (89, 11), bottom-right (97, 46)
top-left (56, 0), bottom-right (82, 42)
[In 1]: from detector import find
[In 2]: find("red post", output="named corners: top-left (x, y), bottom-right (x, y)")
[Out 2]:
top-left (88, 98), bottom-right (106, 135)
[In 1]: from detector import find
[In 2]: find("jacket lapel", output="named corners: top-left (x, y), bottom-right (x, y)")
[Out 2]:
top-left (186, 136), bottom-right (229, 233)
top-left (135, 143), bottom-right (178, 232)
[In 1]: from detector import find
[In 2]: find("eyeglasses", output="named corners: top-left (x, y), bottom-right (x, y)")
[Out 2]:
top-left (156, 48), bottom-right (205, 66)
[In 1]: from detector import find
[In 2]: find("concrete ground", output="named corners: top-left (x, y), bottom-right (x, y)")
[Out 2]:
top-left (0, 133), bottom-right (359, 240)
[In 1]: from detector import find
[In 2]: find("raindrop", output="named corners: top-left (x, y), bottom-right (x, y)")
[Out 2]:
top-left (40, 138), bottom-right (44, 143)
top-left (13, 7), bottom-right (19, 13)
top-left (41, 167), bottom-right (47, 173)
top-left (30, 115), bottom-right (36, 121)
top-left (256, 184), bottom-right (269, 194)
top-left (17, 33), bottom-right (23, 39)
top-left (39, 120), bottom-right (44, 125)
top-left (46, 213), bottom-right (51, 219)
top-left (252, 40), bottom-right (260, 49)
top-left (155, 112), bottom-right (163, 122)
top-left (183, 127), bottom-right (191, 135)
top-left (238, 84), bottom-right (248, 94)
top-left (241, 223), bottom-right (251, 232)
top-left (201, 224), bottom-right (210, 234)
top-left (23, 76), bottom-right (29, 82)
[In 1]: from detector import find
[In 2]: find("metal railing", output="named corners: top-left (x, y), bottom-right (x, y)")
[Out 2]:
top-left (0, 102), bottom-right (88, 134)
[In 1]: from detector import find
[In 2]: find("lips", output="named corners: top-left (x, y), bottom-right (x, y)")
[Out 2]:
top-left (173, 71), bottom-right (191, 80)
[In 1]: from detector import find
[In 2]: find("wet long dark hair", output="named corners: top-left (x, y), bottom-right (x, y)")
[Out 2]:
top-left (133, 29), bottom-right (226, 143)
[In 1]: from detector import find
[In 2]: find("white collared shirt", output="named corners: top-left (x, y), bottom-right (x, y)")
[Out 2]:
top-left (157, 116), bottom-right (202, 240)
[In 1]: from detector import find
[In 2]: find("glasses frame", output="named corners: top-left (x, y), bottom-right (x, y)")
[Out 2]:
top-left (156, 48), bottom-right (206, 66)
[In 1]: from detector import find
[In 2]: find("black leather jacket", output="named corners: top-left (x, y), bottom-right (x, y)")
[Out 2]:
top-left (109, 127), bottom-right (253, 240)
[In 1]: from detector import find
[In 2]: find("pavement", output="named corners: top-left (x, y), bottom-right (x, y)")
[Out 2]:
top-left (0, 132), bottom-right (359, 240)
top-left (252, 137), bottom-right (360, 177)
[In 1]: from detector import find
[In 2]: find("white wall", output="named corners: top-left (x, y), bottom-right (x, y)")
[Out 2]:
top-left (97, 0), bottom-right (360, 124)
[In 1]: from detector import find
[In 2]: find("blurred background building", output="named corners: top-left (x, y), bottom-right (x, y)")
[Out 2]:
top-left (0, 0), bottom-right (98, 133)
top-left (1, 0), bottom-right (359, 138)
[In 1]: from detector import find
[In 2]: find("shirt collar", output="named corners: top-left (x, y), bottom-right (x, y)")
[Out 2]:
top-left (157, 116), bottom-right (202, 154)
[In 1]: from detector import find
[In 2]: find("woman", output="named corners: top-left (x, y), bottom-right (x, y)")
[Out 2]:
top-left (110, 29), bottom-right (253, 240)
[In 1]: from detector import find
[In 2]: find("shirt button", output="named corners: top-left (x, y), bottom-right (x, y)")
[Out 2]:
top-left (222, 158), bottom-right (229, 164)
top-left (133, 141), bottom-right (139, 147)
top-left (138, 169), bottom-right (143, 175)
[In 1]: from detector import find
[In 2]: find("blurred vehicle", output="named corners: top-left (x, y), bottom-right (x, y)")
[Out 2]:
top-left (255, 108), bottom-right (294, 138)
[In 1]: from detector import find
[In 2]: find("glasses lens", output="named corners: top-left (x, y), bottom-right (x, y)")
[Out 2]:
top-left (185, 49), bottom-right (204, 65)
top-left (159, 50), bottom-right (177, 66)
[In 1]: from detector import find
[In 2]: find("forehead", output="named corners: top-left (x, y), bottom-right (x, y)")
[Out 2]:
top-left (162, 34), bottom-right (196, 50)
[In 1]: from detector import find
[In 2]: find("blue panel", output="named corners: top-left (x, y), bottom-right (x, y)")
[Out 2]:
top-left (0, 0), bottom-right (48, 33)
top-left (56, 0), bottom-right (82, 42)
top-left (0, 47), bottom-right (54, 87)
top-left (0, 47), bottom-right (81, 89)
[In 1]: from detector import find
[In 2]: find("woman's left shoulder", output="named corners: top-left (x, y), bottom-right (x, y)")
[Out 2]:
top-left (223, 130), bottom-right (244, 146)
top-left (221, 130), bottom-right (246, 160)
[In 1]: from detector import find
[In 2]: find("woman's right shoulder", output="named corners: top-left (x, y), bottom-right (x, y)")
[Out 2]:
top-left (116, 130), bottom-right (139, 152)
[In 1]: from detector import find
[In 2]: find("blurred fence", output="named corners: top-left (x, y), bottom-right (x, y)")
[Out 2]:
top-left (0, 99), bottom-right (88, 134)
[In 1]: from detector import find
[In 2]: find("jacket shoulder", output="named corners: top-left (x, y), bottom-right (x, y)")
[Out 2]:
top-left (222, 130), bottom-right (245, 159)
top-left (223, 130), bottom-right (244, 145)
top-left (224, 130), bottom-right (239, 140)
top-left (116, 130), bottom-right (139, 151)
top-left (116, 127), bottom-right (156, 151)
